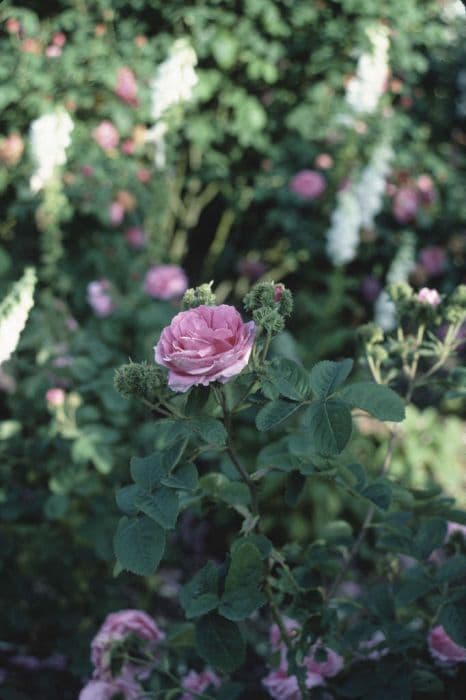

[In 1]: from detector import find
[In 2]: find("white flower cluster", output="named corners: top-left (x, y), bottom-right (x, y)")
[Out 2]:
top-left (345, 24), bottom-right (390, 114)
top-left (0, 267), bottom-right (37, 366)
top-left (29, 109), bottom-right (74, 193)
top-left (150, 39), bottom-right (198, 121)
top-left (326, 138), bottom-right (392, 266)
top-left (375, 232), bottom-right (416, 331)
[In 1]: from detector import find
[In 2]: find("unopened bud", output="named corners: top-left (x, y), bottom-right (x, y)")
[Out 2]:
top-left (114, 362), bottom-right (165, 400)
top-left (182, 282), bottom-right (216, 309)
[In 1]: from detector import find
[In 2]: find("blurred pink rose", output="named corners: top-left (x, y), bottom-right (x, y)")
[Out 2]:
top-left (428, 626), bottom-right (466, 665)
top-left (181, 668), bottom-right (221, 700)
top-left (304, 644), bottom-right (343, 679)
top-left (46, 387), bottom-right (65, 407)
top-left (45, 45), bottom-right (61, 57)
top-left (93, 121), bottom-right (119, 150)
top-left (417, 287), bottom-right (441, 307)
top-left (81, 165), bottom-right (94, 177)
top-left (315, 153), bottom-right (333, 170)
top-left (79, 678), bottom-right (141, 700)
top-left (270, 618), bottom-right (300, 650)
top-left (418, 246), bottom-right (446, 278)
top-left (21, 38), bottom-right (41, 54)
top-left (87, 280), bottom-right (115, 318)
top-left (125, 226), bottom-right (146, 248)
top-left (144, 264), bottom-right (188, 300)
top-left (115, 67), bottom-right (138, 107)
top-left (289, 170), bottom-right (326, 200)
top-left (91, 610), bottom-right (164, 680)
top-left (446, 521), bottom-right (466, 540)
top-left (53, 32), bottom-right (66, 47)
top-left (393, 186), bottom-right (419, 223)
top-left (109, 201), bottom-right (125, 226)
top-left (137, 168), bottom-right (151, 183)
top-left (6, 18), bottom-right (21, 34)
top-left (416, 174), bottom-right (436, 205)
top-left (121, 139), bottom-right (135, 155)
top-left (262, 666), bottom-right (301, 700)
top-left (0, 133), bottom-right (24, 166)
top-left (155, 305), bottom-right (256, 392)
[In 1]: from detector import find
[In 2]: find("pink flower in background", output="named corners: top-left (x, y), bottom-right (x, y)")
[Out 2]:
top-left (155, 305), bottom-right (256, 392)
top-left (91, 609), bottom-right (164, 680)
top-left (304, 644), bottom-right (343, 679)
top-left (238, 258), bottom-right (267, 281)
top-left (270, 618), bottom-right (300, 651)
top-left (53, 32), bottom-right (66, 47)
top-left (93, 121), bottom-right (119, 150)
top-left (121, 139), bottom-right (135, 155)
top-left (81, 165), bottom-right (94, 177)
top-left (87, 280), bottom-right (115, 318)
top-left (418, 246), bottom-right (446, 278)
top-left (262, 666), bottom-right (301, 700)
top-left (417, 287), bottom-right (441, 307)
top-left (6, 18), bottom-right (21, 34)
top-left (0, 133), bottom-right (24, 166)
top-left (416, 174), bottom-right (436, 205)
top-left (144, 264), bottom-right (188, 300)
top-left (79, 678), bottom-right (141, 700)
top-left (359, 631), bottom-right (388, 660)
top-left (115, 67), bottom-right (138, 107)
top-left (428, 626), bottom-right (466, 665)
top-left (109, 201), bottom-right (125, 226)
top-left (180, 668), bottom-right (221, 700)
top-left (446, 521), bottom-right (466, 539)
top-left (125, 226), bottom-right (147, 249)
top-left (137, 168), bottom-right (151, 183)
top-left (46, 387), bottom-right (65, 407)
top-left (45, 45), bottom-right (61, 57)
top-left (289, 170), bottom-right (326, 200)
top-left (392, 186), bottom-right (419, 223)
top-left (315, 153), bottom-right (333, 170)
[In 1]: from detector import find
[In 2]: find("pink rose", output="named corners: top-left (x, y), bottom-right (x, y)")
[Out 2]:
top-left (180, 668), bottom-right (221, 700)
top-left (155, 305), bottom-right (256, 392)
top-left (109, 201), bottom-right (125, 226)
top-left (53, 32), bottom-right (67, 47)
top-left (91, 610), bottom-right (164, 680)
top-left (393, 186), bottom-right (419, 223)
top-left (418, 246), bottom-right (446, 278)
top-left (417, 287), bottom-right (441, 307)
top-left (79, 678), bottom-right (141, 700)
top-left (315, 153), bottom-right (333, 170)
top-left (93, 121), bottom-right (119, 150)
top-left (121, 139), bottom-right (135, 155)
top-left (428, 626), bottom-right (466, 665)
top-left (87, 280), bottom-right (115, 318)
top-left (125, 226), bottom-right (146, 249)
top-left (81, 165), bottom-right (94, 177)
top-left (289, 170), bottom-right (326, 200)
top-left (144, 264), bottom-right (188, 300)
top-left (6, 18), bottom-right (21, 34)
top-left (416, 174), bottom-right (436, 205)
top-left (270, 618), bottom-right (300, 650)
top-left (45, 45), bottom-right (61, 57)
top-left (304, 644), bottom-right (343, 679)
top-left (115, 67), bottom-right (138, 107)
top-left (262, 667), bottom-right (302, 700)
top-left (46, 387), bottom-right (66, 407)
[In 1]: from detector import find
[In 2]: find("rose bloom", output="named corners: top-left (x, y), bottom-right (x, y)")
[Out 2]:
top-left (87, 280), bottom-right (115, 318)
top-left (125, 226), bottom-right (146, 248)
top-left (428, 626), bottom-right (466, 665)
top-left (82, 164), bottom-right (94, 177)
top-left (304, 644), bottom-right (343, 679)
top-left (0, 133), bottom-right (24, 166)
top-left (270, 618), bottom-right (300, 651)
top-left (79, 678), bottom-right (141, 700)
top-left (315, 153), bottom-right (333, 170)
top-left (144, 264), bottom-right (188, 300)
top-left (263, 666), bottom-right (302, 700)
top-left (92, 120), bottom-right (119, 150)
top-left (6, 18), bottom-right (21, 34)
top-left (53, 32), bottom-right (66, 47)
top-left (418, 246), bottom-right (446, 278)
top-left (45, 45), bottom-right (61, 57)
top-left (416, 174), bottom-right (436, 205)
top-left (91, 610), bottom-right (164, 680)
top-left (115, 67), bottom-right (138, 107)
top-left (180, 668), bottom-right (221, 700)
top-left (121, 139), bottom-right (135, 155)
top-left (155, 304), bottom-right (256, 392)
top-left (392, 186), bottom-right (419, 223)
top-left (417, 287), bottom-right (441, 307)
top-left (109, 201), bottom-right (125, 226)
top-left (46, 387), bottom-right (65, 407)
top-left (289, 170), bottom-right (326, 200)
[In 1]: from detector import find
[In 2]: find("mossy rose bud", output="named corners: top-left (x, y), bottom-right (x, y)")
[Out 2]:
top-left (155, 304), bottom-right (255, 392)
top-left (182, 282), bottom-right (216, 309)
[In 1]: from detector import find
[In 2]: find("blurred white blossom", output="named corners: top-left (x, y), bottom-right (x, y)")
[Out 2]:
top-left (355, 139), bottom-right (393, 229)
top-left (150, 39), bottom-right (198, 121)
top-left (326, 188), bottom-right (362, 265)
top-left (0, 268), bottom-right (36, 366)
top-left (145, 122), bottom-right (168, 169)
top-left (375, 232), bottom-right (416, 331)
top-left (345, 24), bottom-right (390, 114)
top-left (29, 109), bottom-right (74, 193)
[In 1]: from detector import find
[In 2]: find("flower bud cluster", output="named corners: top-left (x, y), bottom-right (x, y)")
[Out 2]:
top-left (445, 284), bottom-right (466, 325)
top-left (114, 362), bottom-right (165, 401)
top-left (181, 282), bottom-right (216, 309)
top-left (243, 282), bottom-right (293, 335)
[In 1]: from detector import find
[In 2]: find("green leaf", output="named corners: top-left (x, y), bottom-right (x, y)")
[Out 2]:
top-left (362, 480), bottom-right (392, 511)
top-left (219, 543), bottom-right (266, 621)
top-left (303, 399), bottom-right (352, 455)
top-left (309, 359), bottom-right (353, 397)
top-left (130, 442), bottom-right (186, 490)
top-left (255, 399), bottom-right (301, 431)
top-left (267, 358), bottom-right (311, 401)
top-left (200, 473), bottom-right (250, 506)
top-left (412, 519), bottom-right (447, 559)
top-left (435, 556), bottom-right (466, 584)
top-left (195, 613), bottom-right (245, 673)
top-left (230, 535), bottom-right (272, 560)
top-left (439, 593), bottom-right (466, 647)
top-left (114, 516), bottom-right (165, 576)
top-left (161, 463), bottom-right (198, 491)
top-left (185, 386), bottom-right (210, 416)
top-left (257, 438), bottom-right (304, 473)
top-left (285, 473), bottom-right (306, 507)
top-left (135, 488), bottom-right (179, 530)
top-left (179, 561), bottom-right (221, 619)
top-left (115, 484), bottom-right (144, 516)
top-left (337, 382), bottom-right (405, 422)
top-left (190, 417), bottom-right (227, 445)
top-left (412, 670), bottom-right (444, 693)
